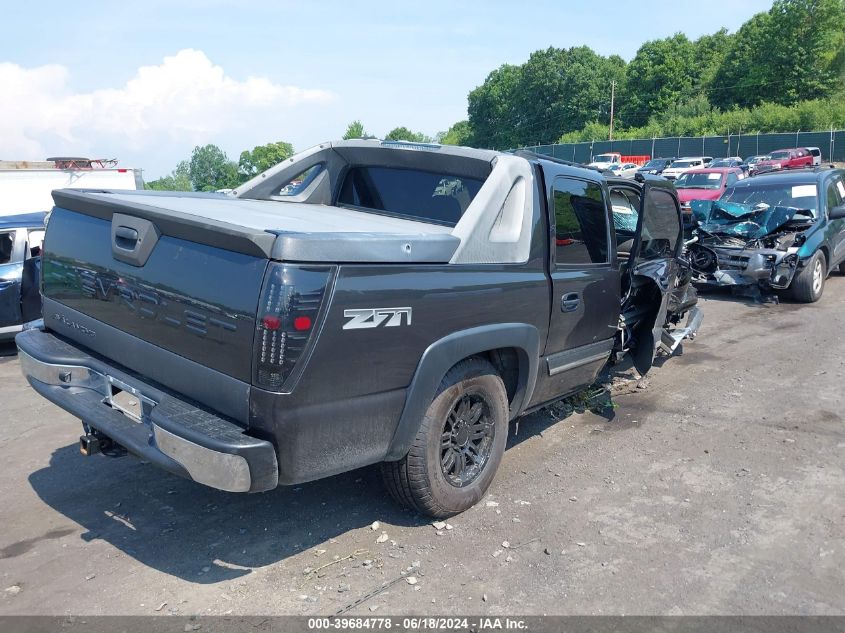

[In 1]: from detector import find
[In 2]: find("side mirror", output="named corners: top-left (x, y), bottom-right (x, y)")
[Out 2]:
top-left (829, 204), bottom-right (845, 220)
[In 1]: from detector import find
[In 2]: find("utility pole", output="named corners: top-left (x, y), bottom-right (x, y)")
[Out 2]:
top-left (609, 80), bottom-right (617, 141)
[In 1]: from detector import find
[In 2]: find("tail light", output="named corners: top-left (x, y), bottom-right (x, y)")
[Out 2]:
top-left (253, 263), bottom-right (334, 391)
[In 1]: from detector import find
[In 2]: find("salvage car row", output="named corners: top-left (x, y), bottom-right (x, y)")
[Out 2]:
top-left (4, 140), bottom-right (845, 520)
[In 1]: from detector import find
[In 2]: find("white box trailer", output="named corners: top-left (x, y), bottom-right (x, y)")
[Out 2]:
top-left (0, 158), bottom-right (143, 217)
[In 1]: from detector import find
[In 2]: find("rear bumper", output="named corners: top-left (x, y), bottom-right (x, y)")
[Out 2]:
top-left (15, 327), bottom-right (278, 493)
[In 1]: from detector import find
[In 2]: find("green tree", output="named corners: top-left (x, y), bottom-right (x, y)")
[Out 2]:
top-left (342, 120), bottom-right (367, 139)
top-left (467, 47), bottom-right (626, 149)
top-left (189, 144), bottom-right (238, 192)
top-left (467, 63), bottom-right (523, 149)
top-left (692, 28), bottom-right (735, 92)
top-left (384, 126), bottom-right (432, 142)
top-left (238, 141), bottom-right (294, 182)
top-left (145, 160), bottom-right (192, 191)
top-left (438, 120), bottom-right (473, 146)
top-left (712, 0), bottom-right (845, 109)
top-left (557, 96), bottom-right (845, 143)
top-left (619, 34), bottom-right (698, 127)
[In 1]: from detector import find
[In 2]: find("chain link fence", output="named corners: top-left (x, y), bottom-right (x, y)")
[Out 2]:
top-left (525, 130), bottom-right (844, 164)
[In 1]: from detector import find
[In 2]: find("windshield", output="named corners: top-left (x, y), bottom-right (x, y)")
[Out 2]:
top-left (641, 160), bottom-right (665, 169)
top-left (721, 181), bottom-right (818, 217)
top-left (747, 155), bottom-right (768, 164)
top-left (769, 151), bottom-right (790, 160)
top-left (670, 160), bottom-right (697, 168)
top-left (675, 172), bottom-right (724, 189)
top-left (594, 154), bottom-right (617, 162)
top-left (709, 159), bottom-right (735, 168)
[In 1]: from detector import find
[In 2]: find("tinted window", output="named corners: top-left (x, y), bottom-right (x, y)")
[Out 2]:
top-left (638, 189), bottom-right (679, 261)
top-left (726, 172), bottom-right (739, 187)
top-left (826, 178), bottom-right (843, 211)
top-left (552, 177), bottom-right (609, 265)
top-left (0, 231), bottom-right (14, 265)
top-left (337, 167), bottom-right (484, 226)
top-left (277, 164), bottom-right (323, 196)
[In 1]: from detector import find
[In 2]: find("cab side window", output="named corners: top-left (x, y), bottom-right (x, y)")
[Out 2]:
top-left (826, 177), bottom-right (844, 213)
top-left (0, 230), bottom-right (15, 265)
top-left (552, 177), bottom-right (609, 265)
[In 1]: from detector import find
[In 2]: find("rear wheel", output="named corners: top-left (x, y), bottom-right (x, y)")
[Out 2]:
top-left (791, 251), bottom-right (826, 303)
top-left (380, 357), bottom-right (508, 518)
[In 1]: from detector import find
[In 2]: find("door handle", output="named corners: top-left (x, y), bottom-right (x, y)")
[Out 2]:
top-left (114, 226), bottom-right (139, 251)
top-left (561, 292), bottom-right (580, 312)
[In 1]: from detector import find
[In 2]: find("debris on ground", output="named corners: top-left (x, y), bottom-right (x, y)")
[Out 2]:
top-left (432, 521), bottom-right (446, 530)
top-left (370, 522), bottom-right (380, 531)
top-left (376, 533), bottom-right (389, 543)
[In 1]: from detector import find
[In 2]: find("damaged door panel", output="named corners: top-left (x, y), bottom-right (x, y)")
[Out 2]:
top-left (608, 178), bottom-right (701, 374)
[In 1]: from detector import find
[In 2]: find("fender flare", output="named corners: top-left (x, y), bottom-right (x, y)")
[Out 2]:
top-left (384, 323), bottom-right (540, 460)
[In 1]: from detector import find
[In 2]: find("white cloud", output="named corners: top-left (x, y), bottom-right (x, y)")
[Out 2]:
top-left (0, 49), bottom-right (335, 171)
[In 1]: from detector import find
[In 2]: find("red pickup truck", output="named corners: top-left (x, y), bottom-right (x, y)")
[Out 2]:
top-left (754, 148), bottom-right (813, 173)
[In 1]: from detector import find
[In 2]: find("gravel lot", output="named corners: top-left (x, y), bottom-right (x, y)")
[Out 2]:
top-left (0, 284), bottom-right (843, 616)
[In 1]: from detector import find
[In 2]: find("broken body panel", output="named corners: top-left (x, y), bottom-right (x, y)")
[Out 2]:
top-left (688, 199), bottom-right (814, 291)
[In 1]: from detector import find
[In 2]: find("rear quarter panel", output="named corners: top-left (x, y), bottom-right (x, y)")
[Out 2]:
top-left (250, 259), bottom-right (551, 483)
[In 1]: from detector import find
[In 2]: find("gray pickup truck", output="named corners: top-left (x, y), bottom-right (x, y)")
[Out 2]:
top-left (16, 140), bottom-right (701, 516)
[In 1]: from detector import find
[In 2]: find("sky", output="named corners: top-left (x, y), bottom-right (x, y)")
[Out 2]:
top-left (1, 0), bottom-right (773, 179)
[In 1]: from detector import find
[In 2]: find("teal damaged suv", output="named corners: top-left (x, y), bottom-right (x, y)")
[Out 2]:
top-left (688, 167), bottom-right (845, 302)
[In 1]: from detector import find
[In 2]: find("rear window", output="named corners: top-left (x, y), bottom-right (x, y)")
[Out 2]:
top-left (337, 167), bottom-right (484, 226)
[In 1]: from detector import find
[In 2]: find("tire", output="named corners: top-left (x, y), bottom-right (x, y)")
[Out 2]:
top-left (790, 250), bottom-right (826, 303)
top-left (380, 357), bottom-right (509, 518)
top-left (838, 261), bottom-right (845, 275)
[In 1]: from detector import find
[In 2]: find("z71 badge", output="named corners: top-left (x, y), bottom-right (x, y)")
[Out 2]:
top-left (343, 307), bottom-right (412, 330)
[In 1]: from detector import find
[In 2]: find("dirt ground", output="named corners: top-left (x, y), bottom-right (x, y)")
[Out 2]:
top-left (0, 283), bottom-right (843, 616)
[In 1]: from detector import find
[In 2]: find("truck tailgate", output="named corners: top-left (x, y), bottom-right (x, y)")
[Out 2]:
top-left (42, 200), bottom-right (267, 386)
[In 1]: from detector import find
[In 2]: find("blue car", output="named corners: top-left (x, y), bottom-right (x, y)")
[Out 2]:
top-left (688, 167), bottom-right (845, 302)
top-left (0, 212), bottom-right (47, 340)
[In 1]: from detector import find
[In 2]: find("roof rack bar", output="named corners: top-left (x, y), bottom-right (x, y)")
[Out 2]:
top-left (513, 150), bottom-right (603, 172)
